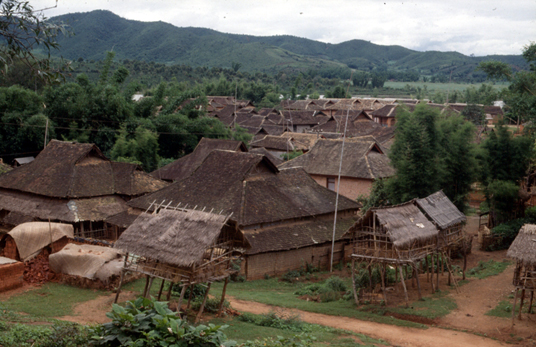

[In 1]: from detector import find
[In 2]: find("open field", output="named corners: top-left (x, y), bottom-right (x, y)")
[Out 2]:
top-left (384, 81), bottom-right (509, 93)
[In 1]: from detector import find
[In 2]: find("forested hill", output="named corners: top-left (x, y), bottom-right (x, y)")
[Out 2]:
top-left (50, 10), bottom-right (527, 77)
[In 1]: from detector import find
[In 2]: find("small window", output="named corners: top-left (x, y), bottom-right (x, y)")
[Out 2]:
top-left (327, 177), bottom-right (336, 191)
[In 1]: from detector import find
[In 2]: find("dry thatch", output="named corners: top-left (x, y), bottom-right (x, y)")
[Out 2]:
top-left (416, 191), bottom-right (466, 230)
top-left (151, 137), bottom-right (247, 182)
top-left (507, 224), bottom-right (536, 265)
top-left (114, 209), bottom-right (245, 267)
top-left (0, 140), bottom-right (167, 198)
top-left (279, 139), bottom-right (394, 180)
top-left (352, 202), bottom-right (438, 249)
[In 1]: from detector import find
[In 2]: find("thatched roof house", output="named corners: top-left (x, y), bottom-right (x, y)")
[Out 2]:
top-left (506, 224), bottom-right (536, 320)
top-left (128, 150), bottom-right (360, 279)
top-left (0, 140), bottom-right (167, 236)
top-left (151, 138), bottom-right (247, 182)
top-left (416, 191), bottom-right (466, 249)
top-left (507, 224), bottom-right (536, 268)
top-left (279, 138), bottom-right (394, 199)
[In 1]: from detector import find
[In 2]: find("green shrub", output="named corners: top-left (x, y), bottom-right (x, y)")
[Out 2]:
top-left (318, 291), bottom-right (341, 302)
top-left (281, 270), bottom-right (303, 283)
top-left (322, 276), bottom-right (347, 292)
top-left (172, 283), bottom-right (207, 300)
top-left (242, 334), bottom-right (315, 347)
top-left (90, 296), bottom-right (235, 347)
top-left (238, 311), bottom-right (310, 333)
top-left (490, 217), bottom-right (534, 250)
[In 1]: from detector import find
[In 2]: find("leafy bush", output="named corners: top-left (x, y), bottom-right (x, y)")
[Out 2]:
top-left (171, 283), bottom-right (206, 300)
top-left (238, 311), bottom-right (310, 333)
top-left (318, 291), bottom-right (341, 303)
top-left (322, 276), bottom-right (347, 292)
top-left (490, 217), bottom-right (534, 250)
top-left (0, 321), bottom-right (89, 347)
top-left (242, 334), bottom-right (315, 347)
top-left (281, 270), bottom-right (303, 283)
top-left (90, 296), bottom-right (235, 347)
top-left (293, 276), bottom-right (347, 302)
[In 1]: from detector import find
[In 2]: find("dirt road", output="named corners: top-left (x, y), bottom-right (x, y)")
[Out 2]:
top-left (229, 298), bottom-right (506, 347)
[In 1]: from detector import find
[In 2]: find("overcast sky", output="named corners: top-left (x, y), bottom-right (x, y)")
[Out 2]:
top-left (33, 0), bottom-right (536, 57)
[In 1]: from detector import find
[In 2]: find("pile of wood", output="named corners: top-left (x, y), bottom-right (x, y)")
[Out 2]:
top-left (23, 249), bottom-right (58, 284)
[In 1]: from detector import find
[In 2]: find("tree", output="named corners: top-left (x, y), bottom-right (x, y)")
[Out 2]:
top-left (478, 42), bottom-right (536, 126)
top-left (0, 0), bottom-right (70, 83)
top-left (461, 104), bottom-right (485, 126)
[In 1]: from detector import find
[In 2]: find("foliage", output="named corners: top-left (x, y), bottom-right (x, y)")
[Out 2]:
top-left (171, 283), bottom-right (207, 301)
top-left (90, 296), bottom-right (235, 347)
top-left (486, 180), bottom-right (523, 224)
top-left (294, 276), bottom-right (348, 302)
top-left (0, 320), bottom-right (90, 347)
top-left (238, 311), bottom-right (310, 333)
top-left (242, 334), bottom-right (315, 347)
top-left (282, 150), bottom-right (303, 161)
top-left (486, 299), bottom-right (534, 318)
top-left (478, 42), bottom-right (536, 125)
top-left (466, 260), bottom-right (511, 279)
top-left (461, 104), bottom-right (486, 125)
top-left (0, 0), bottom-right (71, 84)
top-left (489, 218), bottom-right (534, 250)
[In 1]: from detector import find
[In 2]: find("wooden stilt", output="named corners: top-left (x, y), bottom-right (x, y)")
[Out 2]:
top-left (414, 263), bottom-right (422, 300)
top-left (177, 284), bottom-right (188, 317)
top-left (368, 265), bottom-right (373, 290)
top-left (399, 266), bottom-right (409, 308)
top-left (395, 265), bottom-right (398, 283)
top-left (218, 278), bottom-right (230, 316)
top-left (114, 252), bottom-right (129, 304)
top-left (195, 282), bottom-right (212, 323)
top-left (430, 255), bottom-right (435, 293)
top-left (187, 289), bottom-right (193, 309)
top-left (380, 265), bottom-right (388, 305)
top-left (436, 253), bottom-right (440, 291)
top-left (440, 253), bottom-right (443, 276)
top-left (157, 279), bottom-right (166, 301)
top-left (512, 288), bottom-right (519, 325)
top-left (142, 275), bottom-right (151, 297)
top-left (166, 281), bottom-right (173, 301)
top-left (411, 265), bottom-right (416, 288)
top-left (425, 256), bottom-right (430, 282)
top-left (146, 276), bottom-right (155, 298)
top-left (528, 291), bottom-right (534, 314)
top-left (518, 289), bottom-right (525, 320)
top-left (351, 259), bottom-right (359, 306)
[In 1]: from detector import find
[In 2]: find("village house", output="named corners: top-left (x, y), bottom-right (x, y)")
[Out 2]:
top-left (0, 140), bottom-right (167, 238)
top-left (127, 150), bottom-right (360, 280)
top-left (279, 138), bottom-right (395, 199)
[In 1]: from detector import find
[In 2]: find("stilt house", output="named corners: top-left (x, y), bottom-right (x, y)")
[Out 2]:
top-left (507, 224), bottom-right (536, 321)
top-left (113, 207), bottom-right (250, 319)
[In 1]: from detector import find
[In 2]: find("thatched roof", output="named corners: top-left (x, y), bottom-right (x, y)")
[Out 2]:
top-left (281, 110), bottom-right (330, 126)
top-left (129, 150), bottom-right (360, 227)
top-left (114, 209), bottom-right (247, 267)
top-left (151, 137), bottom-right (247, 181)
top-left (245, 217), bottom-right (356, 255)
top-left (507, 224), bottom-right (536, 265)
top-left (350, 202), bottom-right (438, 249)
top-left (0, 140), bottom-right (167, 198)
top-left (280, 132), bottom-right (323, 150)
top-left (250, 135), bottom-right (295, 151)
top-left (416, 191), bottom-right (466, 230)
top-left (249, 147), bottom-right (284, 166)
top-left (279, 139), bottom-right (394, 180)
top-left (105, 208), bottom-right (142, 229)
top-left (0, 189), bottom-right (128, 224)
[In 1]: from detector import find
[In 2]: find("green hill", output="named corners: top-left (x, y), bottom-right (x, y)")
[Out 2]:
top-left (49, 10), bottom-right (527, 77)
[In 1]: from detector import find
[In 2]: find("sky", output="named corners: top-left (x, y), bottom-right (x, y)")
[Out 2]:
top-left (32, 0), bottom-right (536, 57)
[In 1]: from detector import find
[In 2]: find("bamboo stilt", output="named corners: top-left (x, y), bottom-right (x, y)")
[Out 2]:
top-left (166, 281), bottom-right (173, 301)
top-left (351, 259), bottom-right (359, 306)
top-left (528, 291), bottom-right (534, 314)
top-left (399, 266), bottom-right (409, 308)
top-left (177, 284), bottom-right (188, 317)
top-left (518, 289), bottom-right (525, 320)
top-left (195, 282), bottom-right (212, 323)
top-left (142, 275), bottom-right (151, 297)
top-left (414, 263), bottom-right (422, 300)
top-left (218, 278), bottom-right (229, 316)
top-left (146, 276), bottom-right (155, 298)
top-left (114, 252), bottom-right (129, 304)
top-left (512, 288), bottom-right (519, 325)
top-left (157, 279), bottom-right (166, 301)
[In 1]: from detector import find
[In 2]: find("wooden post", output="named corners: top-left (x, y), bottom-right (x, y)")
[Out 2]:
top-left (146, 276), bottom-right (155, 298)
top-left (166, 281), bottom-right (174, 301)
top-left (368, 265), bottom-right (373, 290)
top-left (512, 288), bottom-right (519, 325)
top-left (142, 275), bottom-right (151, 297)
top-left (195, 282), bottom-right (212, 323)
top-left (399, 266), bottom-right (409, 308)
top-left (177, 284), bottom-right (188, 317)
top-left (425, 256), bottom-right (429, 282)
top-left (414, 263), bottom-right (422, 300)
top-left (430, 255), bottom-right (435, 293)
top-left (351, 259), bottom-right (359, 306)
top-left (114, 252), bottom-right (129, 303)
top-left (436, 253), bottom-right (440, 291)
top-left (157, 279), bottom-right (166, 300)
top-left (218, 278), bottom-right (230, 316)
top-left (380, 264), bottom-right (388, 306)
top-left (528, 290), bottom-right (534, 314)
top-left (395, 265), bottom-right (398, 283)
top-left (518, 289), bottom-right (526, 320)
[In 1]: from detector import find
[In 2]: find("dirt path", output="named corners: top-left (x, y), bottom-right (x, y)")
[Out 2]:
top-left (56, 291), bottom-right (137, 325)
top-left (228, 297), bottom-right (506, 347)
